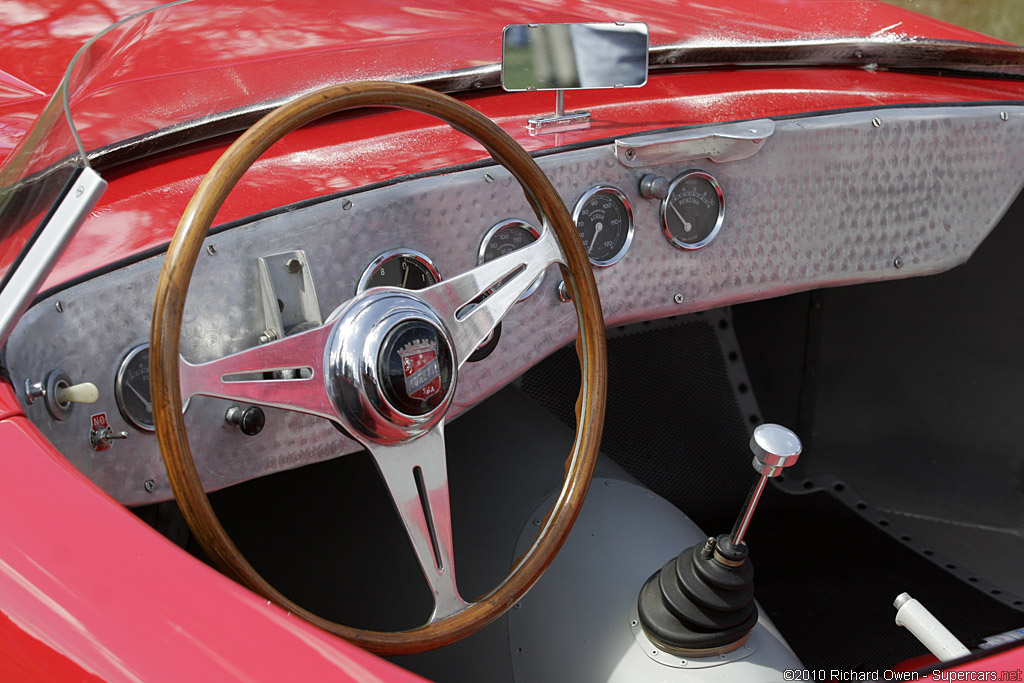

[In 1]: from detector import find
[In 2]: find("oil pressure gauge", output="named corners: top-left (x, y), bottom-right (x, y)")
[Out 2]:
top-left (661, 171), bottom-right (724, 250)
top-left (115, 343), bottom-right (154, 431)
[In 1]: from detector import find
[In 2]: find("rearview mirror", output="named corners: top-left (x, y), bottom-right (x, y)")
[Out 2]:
top-left (501, 22), bottom-right (649, 92)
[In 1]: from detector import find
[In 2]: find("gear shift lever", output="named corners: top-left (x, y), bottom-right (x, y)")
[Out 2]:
top-left (637, 424), bottom-right (802, 656)
top-left (722, 423), bottom-right (803, 554)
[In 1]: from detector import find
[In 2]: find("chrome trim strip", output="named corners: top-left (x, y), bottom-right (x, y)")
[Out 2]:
top-left (649, 38), bottom-right (1024, 77)
top-left (0, 167), bottom-right (106, 349)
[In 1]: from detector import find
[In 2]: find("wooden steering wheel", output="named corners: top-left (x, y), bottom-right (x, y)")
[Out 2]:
top-left (150, 82), bottom-right (607, 655)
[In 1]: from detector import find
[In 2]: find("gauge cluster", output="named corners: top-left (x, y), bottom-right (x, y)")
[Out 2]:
top-left (9, 106), bottom-right (1015, 505)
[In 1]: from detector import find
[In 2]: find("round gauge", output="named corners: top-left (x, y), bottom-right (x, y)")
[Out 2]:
top-left (572, 185), bottom-right (634, 267)
top-left (357, 249), bottom-right (441, 293)
top-left (477, 219), bottom-right (543, 301)
top-left (661, 171), bottom-right (725, 250)
top-left (115, 344), bottom-right (154, 432)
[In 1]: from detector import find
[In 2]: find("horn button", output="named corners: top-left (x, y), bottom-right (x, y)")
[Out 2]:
top-left (378, 320), bottom-right (453, 417)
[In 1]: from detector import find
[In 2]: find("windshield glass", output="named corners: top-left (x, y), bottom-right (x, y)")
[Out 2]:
top-left (0, 0), bottom-right (1020, 289)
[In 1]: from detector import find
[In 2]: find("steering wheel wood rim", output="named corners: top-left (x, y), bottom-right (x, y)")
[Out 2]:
top-left (151, 81), bottom-right (606, 655)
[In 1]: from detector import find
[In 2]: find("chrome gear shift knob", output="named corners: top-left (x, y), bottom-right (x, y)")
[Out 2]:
top-left (730, 424), bottom-right (802, 547)
top-left (750, 423), bottom-right (802, 477)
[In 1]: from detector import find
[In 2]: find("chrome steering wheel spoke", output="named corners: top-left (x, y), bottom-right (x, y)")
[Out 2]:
top-left (177, 323), bottom-right (337, 419)
top-left (417, 226), bottom-right (563, 366)
top-left (364, 424), bottom-right (468, 622)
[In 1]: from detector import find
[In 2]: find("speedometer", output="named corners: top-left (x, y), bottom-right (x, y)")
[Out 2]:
top-left (572, 186), bottom-right (634, 267)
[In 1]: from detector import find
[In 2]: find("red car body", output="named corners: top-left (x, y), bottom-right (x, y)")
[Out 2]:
top-left (1, 1), bottom-right (1022, 680)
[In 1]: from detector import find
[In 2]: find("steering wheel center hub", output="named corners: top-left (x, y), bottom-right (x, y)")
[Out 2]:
top-left (326, 290), bottom-right (456, 443)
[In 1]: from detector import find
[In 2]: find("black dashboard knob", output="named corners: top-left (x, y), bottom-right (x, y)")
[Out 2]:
top-left (225, 405), bottom-right (266, 436)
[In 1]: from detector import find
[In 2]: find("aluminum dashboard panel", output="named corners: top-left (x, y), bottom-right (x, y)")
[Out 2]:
top-left (7, 105), bottom-right (1024, 505)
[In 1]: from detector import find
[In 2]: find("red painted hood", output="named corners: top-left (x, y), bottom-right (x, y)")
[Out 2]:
top-left (0, 0), bottom-right (1006, 164)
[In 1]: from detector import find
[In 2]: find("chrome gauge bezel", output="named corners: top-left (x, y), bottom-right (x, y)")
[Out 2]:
top-left (356, 248), bottom-right (442, 294)
top-left (115, 343), bottom-right (155, 432)
top-left (572, 185), bottom-right (635, 268)
top-left (477, 218), bottom-right (543, 302)
top-left (661, 170), bottom-right (725, 251)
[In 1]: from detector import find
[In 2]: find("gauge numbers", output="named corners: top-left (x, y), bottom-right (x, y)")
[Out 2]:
top-left (478, 219), bottom-right (543, 301)
top-left (661, 171), bottom-right (725, 250)
top-left (115, 344), bottom-right (154, 431)
top-left (572, 185), bottom-right (634, 267)
top-left (356, 249), bottom-right (441, 293)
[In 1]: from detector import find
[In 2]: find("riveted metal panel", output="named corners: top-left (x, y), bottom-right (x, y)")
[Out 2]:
top-left (7, 105), bottom-right (1024, 504)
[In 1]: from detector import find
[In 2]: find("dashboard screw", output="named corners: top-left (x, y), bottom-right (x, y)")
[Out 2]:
top-left (484, 173), bottom-right (494, 184)
top-left (893, 256), bottom-right (904, 269)
top-left (872, 117), bottom-right (882, 128)
top-left (206, 244), bottom-right (217, 255)
top-left (144, 479), bottom-right (155, 493)
top-left (624, 149), bottom-right (636, 161)
top-left (673, 293), bottom-right (684, 304)
top-left (1000, 111), bottom-right (1009, 122)
top-left (55, 301), bottom-right (64, 313)
top-left (342, 199), bottom-right (353, 210)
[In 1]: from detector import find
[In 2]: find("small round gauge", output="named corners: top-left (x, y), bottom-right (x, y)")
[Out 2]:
top-left (572, 185), bottom-right (634, 267)
top-left (661, 171), bottom-right (725, 250)
top-left (356, 249), bottom-right (441, 293)
top-left (115, 344), bottom-right (154, 432)
top-left (477, 219), bottom-right (543, 301)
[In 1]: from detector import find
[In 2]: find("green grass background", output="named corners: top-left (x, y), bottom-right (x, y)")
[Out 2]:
top-left (886, 0), bottom-right (1024, 45)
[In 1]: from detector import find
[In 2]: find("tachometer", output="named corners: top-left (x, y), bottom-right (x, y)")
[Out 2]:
top-left (357, 249), bottom-right (441, 293)
top-left (478, 219), bottom-right (543, 301)
top-left (572, 185), bottom-right (634, 267)
top-left (661, 171), bottom-right (725, 250)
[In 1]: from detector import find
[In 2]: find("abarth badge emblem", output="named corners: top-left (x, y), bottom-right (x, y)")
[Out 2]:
top-left (399, 338), bottom-right (441, 401)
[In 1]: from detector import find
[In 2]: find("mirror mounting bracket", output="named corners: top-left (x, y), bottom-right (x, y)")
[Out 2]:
top-left (527, 90), bottom-right (591, 135)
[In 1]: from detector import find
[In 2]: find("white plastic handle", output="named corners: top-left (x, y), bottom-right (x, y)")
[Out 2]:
top-left (56, 382), bottom-right (99, 405)
top-left (894, 593), bottom-right (971, 662)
